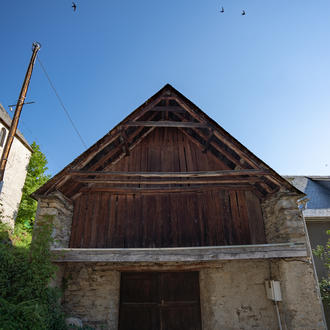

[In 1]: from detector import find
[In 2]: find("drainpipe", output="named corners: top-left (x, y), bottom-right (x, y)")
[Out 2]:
top-left (274, 301), bottom-right (283, 330)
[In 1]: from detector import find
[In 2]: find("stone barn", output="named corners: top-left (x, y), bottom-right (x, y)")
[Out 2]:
top-left (33, 85), bottom-right (326, 329)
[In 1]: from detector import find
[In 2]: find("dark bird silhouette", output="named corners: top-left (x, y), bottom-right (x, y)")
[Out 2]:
top-left (241, 10), bottom-right (246, 16)
top-left (220, 6), bottom-right (224, 13)
top-left (72, 2), bottom-right (77, 11)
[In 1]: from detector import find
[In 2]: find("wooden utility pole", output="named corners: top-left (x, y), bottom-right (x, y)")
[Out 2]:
top-left (0, 42), bottom-right (41, 189)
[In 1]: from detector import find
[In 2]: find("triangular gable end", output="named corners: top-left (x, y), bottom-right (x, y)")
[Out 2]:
top-left (33, 84), bottom-right (302, 199)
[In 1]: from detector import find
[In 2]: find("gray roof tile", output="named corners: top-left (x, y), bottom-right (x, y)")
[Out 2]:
top-left (285, 176), bottom-right (330, 217)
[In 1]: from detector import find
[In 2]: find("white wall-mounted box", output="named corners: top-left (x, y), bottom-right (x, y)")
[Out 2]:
top-left (265, 280), bottom-right (282, 302)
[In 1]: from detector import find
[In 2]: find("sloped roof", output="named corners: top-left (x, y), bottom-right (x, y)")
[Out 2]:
top-left (285, 176), bottom-right (330, 217)
top-left (0, 103), bottom-right (32, 152)
top-left (34, 84), bottom-right (302, 199)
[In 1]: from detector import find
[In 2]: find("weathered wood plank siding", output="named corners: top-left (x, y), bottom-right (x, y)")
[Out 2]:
top-left (106, 128), bottom-right (230, 172)
top-left (68, 127), bottom-right (266, 248)
top-left (69, 189), bottom-right (266, 248)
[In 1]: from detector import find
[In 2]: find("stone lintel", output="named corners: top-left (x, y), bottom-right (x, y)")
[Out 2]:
top-left (52, 243), bottom-right (307, 263)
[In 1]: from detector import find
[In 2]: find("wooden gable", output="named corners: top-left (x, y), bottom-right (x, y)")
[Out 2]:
top-left (107, 127), bottom-right (229, 172)
top-left (34, 84), bottom-right (302, 249)
top-left (34, 84), bottom-right (300, 199)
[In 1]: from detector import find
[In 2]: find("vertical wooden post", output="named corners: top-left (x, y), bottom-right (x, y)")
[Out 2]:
top-left (0, 42), bottom-right (41, 189)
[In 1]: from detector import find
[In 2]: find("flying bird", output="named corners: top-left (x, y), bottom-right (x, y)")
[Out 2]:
top-left (72, 2), bottom-right (77, 11)
top-left (241, 10), bottom-right (246, 16)
top-left (220, 6), bottom-right (224, 13)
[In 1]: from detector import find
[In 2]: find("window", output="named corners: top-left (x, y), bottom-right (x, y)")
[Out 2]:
top-left (0, 127), bottom-right (6, 147)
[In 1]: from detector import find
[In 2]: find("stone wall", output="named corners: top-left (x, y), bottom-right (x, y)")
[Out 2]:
top-left (276, 259), bottom-right (326, 329)
top-left (57, 259), bottom-right (325, 330)
top-left (262, 190), bottom-right (306, 244)
top-left (200, 259), bottom-right (325, 330)
top-left (0, 129), bottom-right (31, 228)
top-left (35, 191), bottom-right (73, 248)
top-left (62, 263), bottom-right (120, 330)
top-left (200, 261), bottom-right (277, 330)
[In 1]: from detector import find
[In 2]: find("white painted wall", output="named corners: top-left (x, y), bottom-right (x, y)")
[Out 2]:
top-left (0, 123), bottom-right (31, 228)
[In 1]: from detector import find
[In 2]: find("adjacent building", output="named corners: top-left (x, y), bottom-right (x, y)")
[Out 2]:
top-left (286, 176), bottom-right (330, 325)
top-left (33, 85), bottom-right (326, 329)
top-left (0, 103), bottom-right (32, 228)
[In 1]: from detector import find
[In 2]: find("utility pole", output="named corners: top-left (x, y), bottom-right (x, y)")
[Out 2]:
top-left (0, 42), bottom-right (41, 192)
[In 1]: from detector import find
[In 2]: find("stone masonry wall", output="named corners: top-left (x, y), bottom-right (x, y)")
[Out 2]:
top-left (58, 259), bottom-right (325, 330)
top-left (62, 263), bottom-right (120, 330)
top-left (276, 259), bottom-right (325, 329)
top-left (200, 259), bottom-right (326, 330)
top-left (35, 191), bottom-right (73, 248)
top-left (261, 191), bottom-right (306, 244)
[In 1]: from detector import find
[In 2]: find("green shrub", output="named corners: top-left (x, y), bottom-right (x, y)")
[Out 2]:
top-left (16, 142), bottom-right (51, 228)
top-left (313, 230), bottom-right (330, 306)
top-left (0, 220), bottom-right (66, 329)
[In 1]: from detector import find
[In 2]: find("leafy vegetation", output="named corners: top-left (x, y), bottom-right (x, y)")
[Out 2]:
top-left (313, 230), bottom-right (330, 306)
top-left (16, 142), bottom-right (51, 229)
top-left (0, 142), bottom-right (67, 329)
top-left (0, 220), bottom-right (66, 329)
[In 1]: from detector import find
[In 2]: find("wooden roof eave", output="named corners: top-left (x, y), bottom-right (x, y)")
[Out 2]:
top-left (32, 84), bottom-right (304, 199)
top-left (164, 86), bottom-right (304, 196)
top-left (32, 87), bottom-right (168, 199)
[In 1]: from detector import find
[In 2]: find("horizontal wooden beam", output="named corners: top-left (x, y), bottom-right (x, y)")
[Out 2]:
top-left (124, 121), bottom-right (209, 128)
top-left (69, 169), bottom-right (271, 178)
top-left (51, 243), bottom-right (307, 263)
top-left (79, 184), bottom-right (255, 194)
top-left (150, 106), bottom-right (186, 113)
top-left (75, 178), bottom-right (260, 185)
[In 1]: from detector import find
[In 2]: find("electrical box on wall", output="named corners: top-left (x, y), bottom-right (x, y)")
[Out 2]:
top-left (265, 280), bottom-right (282, 301)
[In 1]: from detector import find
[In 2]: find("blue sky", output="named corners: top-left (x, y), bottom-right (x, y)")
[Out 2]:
top-left (1, 0), bottom-right (330, 176)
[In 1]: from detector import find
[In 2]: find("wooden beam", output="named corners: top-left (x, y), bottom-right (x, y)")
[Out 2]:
top-left (88, 139), bottom-right (123, 171)
top-left (120, 128), bottom-right (130, 156)
top-left (164, 99), bottom-right (169, 120)
top-left (202, 129), bottom-right (214, 153)
top-left (108, 126), bottom-right (156, 169)
top-left (164, 101), bottom-right (259, 169)
top-left (88, 126), bottom-right (151, 171)
top-left (79, 184), bottom-right (256, 194)
top-left (69, 169), bottom-right (271, 178)
top-left (127, 95), bottom-right (165, 122)
top-left (125, 121), bottom-right (209, 128)
top-left (84, 112), bottom-right (159, 172)
top-left (75, 178), bottom-right (260, 185)
top-left (212, 130), bottom-right (258, 168)
top-left (172, 97), bottom-right (259, 168)
top-left (178, 127), bottom-right (239, 168)
top-left (172, 112), bottom-right (243, 168)
top-left (149, 106), bottom-right (186, 113)
top-left (51, 243), bottom-right (307, 263)
top-left (171, 96), bottom-right (208, 124)
top-left (79, 105), bottom-right (155, 170)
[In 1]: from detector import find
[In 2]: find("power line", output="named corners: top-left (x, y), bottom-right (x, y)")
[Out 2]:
top-left (36, 56), bottom-right (87, 149)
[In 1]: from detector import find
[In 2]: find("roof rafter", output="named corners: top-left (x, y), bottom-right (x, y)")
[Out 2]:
top-left (32, 84), bottom-right (303, 199)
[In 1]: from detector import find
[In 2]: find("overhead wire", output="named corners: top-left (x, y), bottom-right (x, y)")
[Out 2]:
top-left (36, 56), bottom-right (88, 149)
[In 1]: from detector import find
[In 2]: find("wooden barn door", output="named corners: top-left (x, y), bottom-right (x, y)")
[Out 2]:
top-left (119, 272), bottom-right (202, 330)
